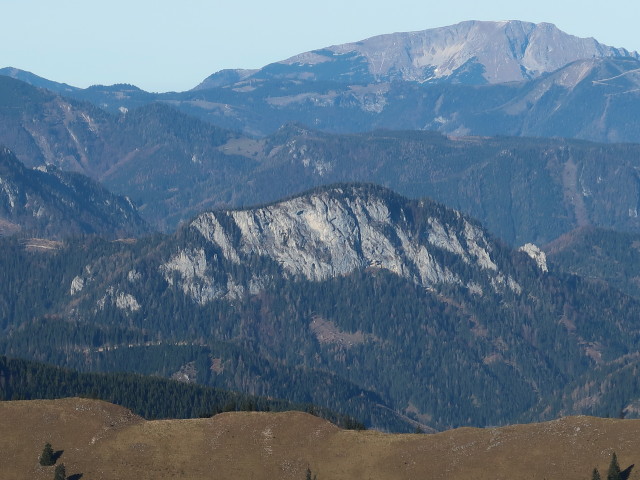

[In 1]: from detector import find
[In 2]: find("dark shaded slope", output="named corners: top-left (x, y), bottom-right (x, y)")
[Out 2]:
top-left (0, 148), bottom-right (148, 238)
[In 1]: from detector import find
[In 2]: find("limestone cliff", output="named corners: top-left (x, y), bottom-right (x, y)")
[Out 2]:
top-left (163, 185), bottom-right (526, 304)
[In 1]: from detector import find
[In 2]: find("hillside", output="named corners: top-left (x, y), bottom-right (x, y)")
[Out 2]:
top-left (6, 78), bottom-right (640, 244)
top-left (0, 356), bottom-right (363, 427)
top-left (545, 227), bottom-right (640, 300)
top-left (167, 56), bottom-right (640, 142)
top-left (2, 397), bottom-right (639, 480)
top-left (0, 76), bottom-right (252, 230)
top-left (225, 128), bottom-right (640, 246)
top-left (4, 185), bottom-right (640, 431)
top-left (0, 147), bottom-right (148, 238)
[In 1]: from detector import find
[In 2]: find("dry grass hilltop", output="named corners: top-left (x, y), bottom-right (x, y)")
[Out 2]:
top-left (2, 398), bottom-right (640, 479)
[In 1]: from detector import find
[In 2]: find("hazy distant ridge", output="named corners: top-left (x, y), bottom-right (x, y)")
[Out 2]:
top-left (198, 20), bottom-right (639, 88)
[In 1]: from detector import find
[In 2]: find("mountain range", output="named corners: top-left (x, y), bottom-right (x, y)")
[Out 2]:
top-left (5, 83), bottom-right (640, 246)
top-left (4, 184), bottom-right (640, 432)
top-left (2, 21), bottom-right (640, 244)
top-left (3, 19), bottom-right (640, 438)
top-left (4, 21), bottom-right (640, 143)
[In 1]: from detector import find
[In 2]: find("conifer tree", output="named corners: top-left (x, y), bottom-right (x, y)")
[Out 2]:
top-left (592, 468), bottom-right (601, 480)
top-left (39, 442), bottom-right (55, 466)
top-left (53, 463), bottom-right (66, 480)
top-left (607, 452), bottom-right (621, 480)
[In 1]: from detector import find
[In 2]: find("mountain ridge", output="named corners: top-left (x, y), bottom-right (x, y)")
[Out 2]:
top-left (0, 147), bottom-right (148, 238)
top-left (198, 20), bottom-right (639, 88)
top-left (4, 21), bottom-right (640, 145)
top-left (6, 76), bottom-right (640, 246)
top-left (185, 183), bottom-right (520, 296)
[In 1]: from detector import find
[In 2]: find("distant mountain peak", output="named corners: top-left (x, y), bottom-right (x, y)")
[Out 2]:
top-left (282, 20), bottom-right (638, 85)
top-left (201, 20), bottom-right (638, 88)
top-left (193, 68), bottom-right (259, 91)
top-left (0, 67), bottom-right (79, 93)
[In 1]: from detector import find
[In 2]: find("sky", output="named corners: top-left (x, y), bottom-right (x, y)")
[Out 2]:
top-left (2, 0), bottom-right (639, 93)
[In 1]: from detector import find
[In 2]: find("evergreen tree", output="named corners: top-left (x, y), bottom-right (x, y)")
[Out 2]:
top-left (53, 463), bottom-right (66, 480)
top-left (607, 452), bottom-right (621, 480)
top-left (39, 442), bottom-right (55, 466)
top-left (592, 468), bottom-right (601, 480)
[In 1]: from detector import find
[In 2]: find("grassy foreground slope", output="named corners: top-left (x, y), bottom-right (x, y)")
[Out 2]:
top-left (2, 398), bottom-right (639, 480)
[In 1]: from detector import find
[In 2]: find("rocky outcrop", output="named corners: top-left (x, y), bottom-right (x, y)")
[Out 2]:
top-left (519, 243), bottom-right (548, 273)
top-left (70, 275), bottom-right (85, 295)
top-left (97, 287), bottom-right (141, 313)
top-left (160, 248), bottom-right (223, 305)
top-left (176, 185), bottom-right (525, 304)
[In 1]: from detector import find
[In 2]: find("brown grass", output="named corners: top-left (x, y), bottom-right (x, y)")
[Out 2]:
top-left (2, 398), bottom-right (639, 480)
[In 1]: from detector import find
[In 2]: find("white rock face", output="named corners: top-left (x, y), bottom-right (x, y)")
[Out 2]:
top-left (185, 187), bottom-right (519, 303)
top-left (127, 269), bottom-right (142, 283)
top-left (0, 176), bottom-right (18, 209)
top-left (428, 218), bottom-right (467, 258)
top-left (161, 248), bottom-right (209, 281)
top-left (115, 292), bottom-right (141, 312)
top-left (159, 248), bottom-right (249, 304)
top-left (467, 282), bottom-right (484, 296)
top-left (229, 194), bottom-right (366, 280)
top-left (191, 215), bottom-right (240, 263)
top-left (279, 20), bottom-right (638, 85)
top-left (491, 273), bottom-right (522, 294)
top-left (70, 266), bottom-right (94, 295)
top-left (463, 220), bottom-right (498, 271)
top-left (160, 248), bottom-right (221, 305)
top-left (97, 287), bottom-right (141, 312)
top-left (519, 243), bottom-right (548, 273)
top-left (70, 276), bottom-right (84, 295)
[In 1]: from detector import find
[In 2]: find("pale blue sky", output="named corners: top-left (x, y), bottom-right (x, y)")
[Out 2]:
top-left (2, 0), bottom-right (638, 92)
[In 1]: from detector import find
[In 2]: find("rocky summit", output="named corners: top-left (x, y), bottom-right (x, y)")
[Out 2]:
top-left (173, 184), bottom-right (524, 305)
